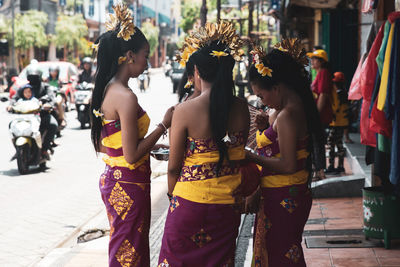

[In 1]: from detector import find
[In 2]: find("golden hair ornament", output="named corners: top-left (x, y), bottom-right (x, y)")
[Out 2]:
top-left (176, 21), bottom-right (244, 67)
top-left (274, 38), bottom-right (308, 67)
top-left (105, 3), bottom-right (136, 41)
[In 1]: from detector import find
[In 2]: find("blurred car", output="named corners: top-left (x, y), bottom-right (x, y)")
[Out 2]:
top-left (170, 61), bottom-right (184, 93)
top-left (9, 61), bottom-right (79, 103)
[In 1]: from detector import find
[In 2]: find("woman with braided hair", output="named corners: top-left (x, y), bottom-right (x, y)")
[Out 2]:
top-left (245, 40), bottom-right (324, 266)
top-left (158, 21), bottom-right (250, 266)
top-left (90, 4), bottom-right (173, 266)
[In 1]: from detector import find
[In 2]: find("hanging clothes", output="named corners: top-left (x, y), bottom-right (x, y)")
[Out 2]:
top-left (358, 23), bottom-right (386, 146)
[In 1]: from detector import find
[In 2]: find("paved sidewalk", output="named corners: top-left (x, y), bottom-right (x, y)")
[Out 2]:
top-left (36, 134), bottom-right (400, 267)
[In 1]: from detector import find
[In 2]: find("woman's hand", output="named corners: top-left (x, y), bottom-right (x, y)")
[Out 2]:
top-left (162, 106), bottom-right (175, 128)
top-left (255, 111), bottom-right (269, 131)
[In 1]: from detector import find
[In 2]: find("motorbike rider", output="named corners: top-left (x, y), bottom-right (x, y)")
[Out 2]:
top-left (78, 57), bottom-right (94, 83)
top-left (47, 65), bottom-right (61, 88)
top-left (8, 66), bottom-right (59, 159)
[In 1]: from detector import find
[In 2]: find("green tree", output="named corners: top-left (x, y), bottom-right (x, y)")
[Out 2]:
top-left (13, 10), bottom-right (49, 50)
top-left (54, 13), bottom-right (88, 60)
top-left (180, 1), bottom-right (200, 33)
top-left (141, 21), bottom-right (159, 57)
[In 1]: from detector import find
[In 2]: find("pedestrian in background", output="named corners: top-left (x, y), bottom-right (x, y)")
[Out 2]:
top-left (246, 40), bottom-right (324, 267)
top-left (308, 49), bottom-right (333, 180)
top-left (90, 4), bottom-right (173, 266)
top-left (326, 72), bottom-right (350, 174)
top-left (158, 21), bottom-right (249, 266)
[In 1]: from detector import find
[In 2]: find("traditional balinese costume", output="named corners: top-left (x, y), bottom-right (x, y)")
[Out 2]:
top-left (99, 105), bottom-right (151, 267)
top-left (158, 132), bottom-right (245, 267)
top-left (157, 21), bottom-right (246, 267)
top-left (94, 4), bottom-right (152, 266)
top-left (251, 40), bottom-right (312, 267)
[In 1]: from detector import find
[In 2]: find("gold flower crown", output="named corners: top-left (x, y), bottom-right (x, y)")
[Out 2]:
top-left (176, 21), bottom-right (244, 67)
top-left (250, 38), bottom-right (308, 77)
top-left (274, 38), bottom-right (308, 67)
top-left (105, 3), bottom-right (136, 41)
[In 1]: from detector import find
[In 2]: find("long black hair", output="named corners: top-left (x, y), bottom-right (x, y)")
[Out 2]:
top-left (90, 27), bottom-right (148, 152)
top-left (190, 40), bottom-right (236, 175)
top-left (249, 49), bottom-right (325, 173)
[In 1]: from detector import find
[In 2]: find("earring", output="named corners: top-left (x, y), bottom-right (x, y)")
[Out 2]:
top-left (128, 59), bottom-right (134, 64)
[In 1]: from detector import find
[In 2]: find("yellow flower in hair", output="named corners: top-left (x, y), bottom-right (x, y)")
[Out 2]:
top-left (93, 109), bottom-right (104, 118)
top-left (210, 50), bottom-right (229, 59)
top-left (118, 56), bottom-right (127, 65)
top-left (91, 43), bottom-right (99, 51)
top-left (184, 80), bottom-right (193, 89)
top-left (261, 66), bottom-right (273, 77)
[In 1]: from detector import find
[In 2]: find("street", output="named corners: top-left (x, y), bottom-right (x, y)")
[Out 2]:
top-left (0, 70), bottom-right (177, 266)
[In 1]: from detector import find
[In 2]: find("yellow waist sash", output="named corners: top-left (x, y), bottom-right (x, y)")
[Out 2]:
top-left (173, 145), bottom-right (245, 204)
top-left (261, 169), bottom-right (309, 188)
top-left (102, 153), bottom-right (149, 170)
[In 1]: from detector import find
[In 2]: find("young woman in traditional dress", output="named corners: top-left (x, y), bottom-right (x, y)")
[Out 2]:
top-left (90, 4), bottom-right (173, 266)
top-left (246, 40), bottom-right (324, 267)
top-left (158, 21), bottom-right (250, 267)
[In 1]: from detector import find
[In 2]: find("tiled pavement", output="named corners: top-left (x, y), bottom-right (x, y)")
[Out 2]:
top-left (304, 197), bottom-right (400, 267)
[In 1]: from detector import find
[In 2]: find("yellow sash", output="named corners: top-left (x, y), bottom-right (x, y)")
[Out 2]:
top-left (173, 145), bottom-right (245, 204)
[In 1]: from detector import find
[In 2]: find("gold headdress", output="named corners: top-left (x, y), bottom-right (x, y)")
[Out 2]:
top-left (176, 21), bottom-right (244, 67)
top-left (274, 38), bottom-right (308, 67)
top-left (105, 3), bottom-right (136, 41)
top-left (250, 45), bottom-right (273, 77)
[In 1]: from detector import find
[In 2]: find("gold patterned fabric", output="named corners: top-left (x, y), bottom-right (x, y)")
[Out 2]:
top-left (108, 182), bottom-right (134, 220)
top-left (115, 239), bottom-right (141, 267)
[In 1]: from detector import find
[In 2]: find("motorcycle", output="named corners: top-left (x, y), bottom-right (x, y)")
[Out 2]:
top-left (74, 82), bottom-right (93, 129)
top-left (8, 99), bottom-right (48, 174)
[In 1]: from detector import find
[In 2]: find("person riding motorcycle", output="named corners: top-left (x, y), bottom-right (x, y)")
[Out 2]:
top-left (47, 65), bottom-right (61, 88)
top-left (8, 66), bottom-right (59, 159)
top-left (78, 57), bottom-right (94, 83)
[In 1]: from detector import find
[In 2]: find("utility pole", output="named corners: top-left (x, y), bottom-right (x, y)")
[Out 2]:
top-left (200, 0), bottom-right (207, 26)
top-left (11, 0), bottom-right (15, 69)
top-left (217, 0), bottom-right (221, 21)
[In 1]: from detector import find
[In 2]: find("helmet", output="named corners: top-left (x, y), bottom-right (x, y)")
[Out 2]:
top-left (332, 72), bottom-right (345, 83)
top-left (49, 65), bottom-right (60, 73)
top-left (306, 49), bottom-right (328, 62)
top-left (82, 57), bottom-right (92, 64)
top-left (26, 64), bottom-right (43, 77)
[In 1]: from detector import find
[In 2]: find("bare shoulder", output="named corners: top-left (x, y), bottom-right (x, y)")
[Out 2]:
top-left (275, 108), bottom-right (296, 126)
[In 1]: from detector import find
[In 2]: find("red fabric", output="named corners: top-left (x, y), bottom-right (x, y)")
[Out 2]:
top-left (348, 56), bottom-right (364, 100)
top-left (360, 100), bottom-right (377, 147)
top-left (358, 23), bottom-right (385, 146)
top-left (388, 11), bottom-right (400, 23)
top-left (370, 99), bottom-right (392, 138)
top-left (239, 161), bottom-right (261, 197)
top-left (312, 69), bottom-right (333, 125)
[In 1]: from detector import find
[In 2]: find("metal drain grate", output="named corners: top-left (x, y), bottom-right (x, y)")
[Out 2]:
top-left (306, 236), bottom-right (383, 248)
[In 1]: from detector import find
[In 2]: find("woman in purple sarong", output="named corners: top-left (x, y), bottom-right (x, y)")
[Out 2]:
top-left (90, 4), bottom-right (173, 266)
top-left (245, 40), bottom-right (325, 266)
top-left (158, 21), bottom-right (249, 267)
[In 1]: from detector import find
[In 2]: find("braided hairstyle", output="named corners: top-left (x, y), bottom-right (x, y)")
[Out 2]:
top-left (90, 27), bottom-right (148, 152)
top-left (249, 49), bottom-right (324, 174)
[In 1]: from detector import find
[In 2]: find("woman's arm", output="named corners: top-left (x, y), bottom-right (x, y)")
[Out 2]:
top-left (167, 105), bottom-right (187, 195)
top-left (247, 109), bottom-right (298, 174)
top-left (118, 91), bottom-right (173, 164)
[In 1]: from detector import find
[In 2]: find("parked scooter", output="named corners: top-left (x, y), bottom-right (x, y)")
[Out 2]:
top-left (8, 99), bottom-right (48, 174)
top-left (74, 82), bottom-right (93, 129)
